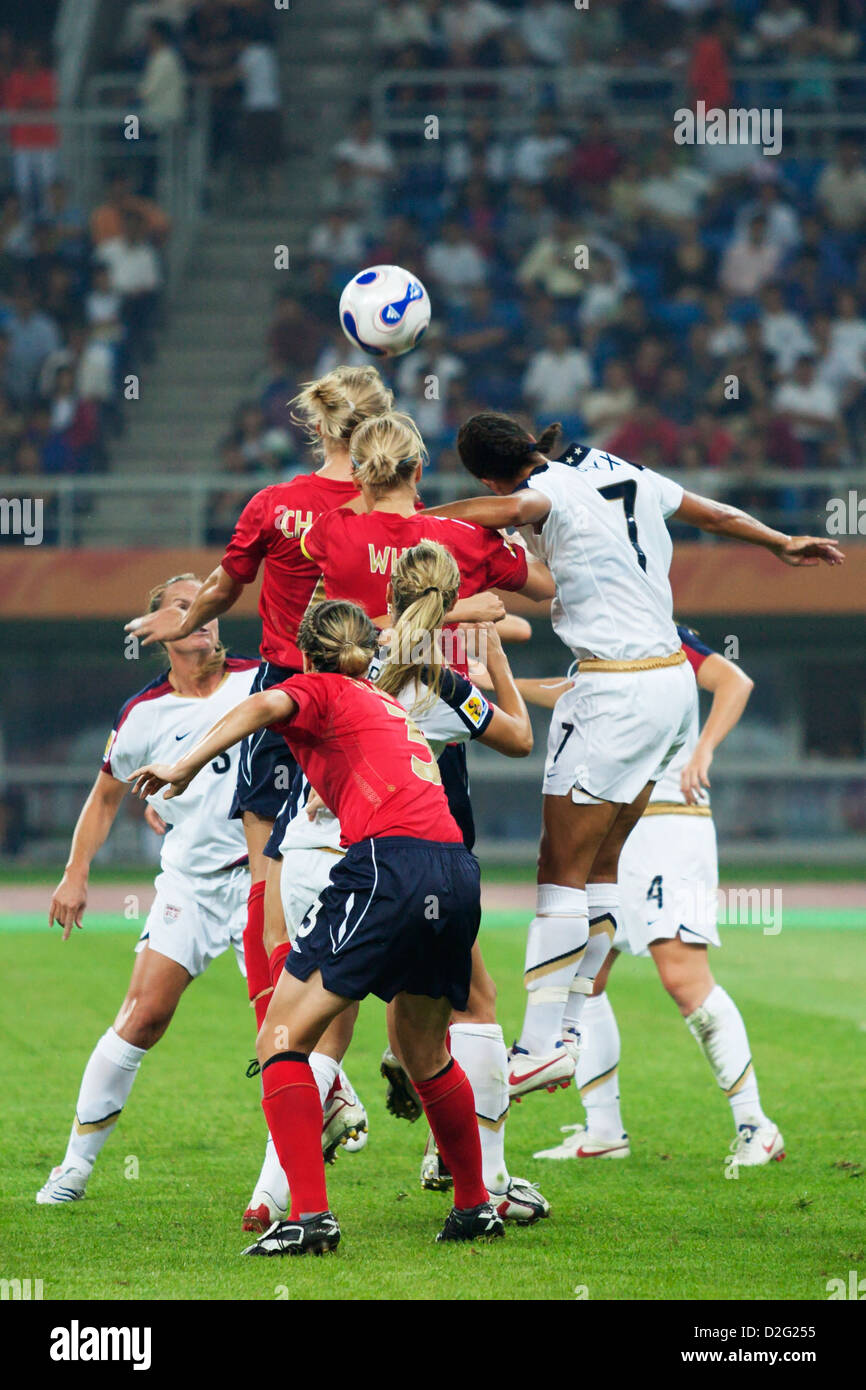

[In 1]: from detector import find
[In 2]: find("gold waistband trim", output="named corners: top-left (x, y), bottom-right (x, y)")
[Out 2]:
top-left (577, 649), bottom-right (687, 673)
top-left (642, 802), bottom-right (713, 817)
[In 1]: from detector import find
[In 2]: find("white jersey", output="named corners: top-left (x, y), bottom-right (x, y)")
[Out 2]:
top-left (102, 659), bottom-right (258, 878)
top-left (521, 447), bottom-right (684, 662)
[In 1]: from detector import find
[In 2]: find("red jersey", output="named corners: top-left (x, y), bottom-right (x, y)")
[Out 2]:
top-left (221, 473), bottom-right (358, 670)
top-left (301, 507), bottom-right (528, 619)
top-left (270, 671), bottom-right (462, 846)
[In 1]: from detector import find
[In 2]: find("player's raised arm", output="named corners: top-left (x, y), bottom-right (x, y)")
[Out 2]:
top-left (681, 653), bottom-right (754, 805)
top-left (515, 675), bottom-right (573, 710)
top-left (128, 688), bottom-right (296, 801)
top-left (673, 492), bottom-right (845, 568)
top-left (472, 623), bottom-right (533, 757)
top-left (48, 772), bottom-right (129, 939)
top-left (420, 488), bottom-right (552, 533)
top-left (126, 564), bottom-right (244, 647)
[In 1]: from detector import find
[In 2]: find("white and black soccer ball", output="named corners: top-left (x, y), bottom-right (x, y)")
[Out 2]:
top-left (339, 265), bottom-right (431, 358)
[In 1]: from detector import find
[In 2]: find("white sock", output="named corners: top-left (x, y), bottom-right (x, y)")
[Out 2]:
top-left (251, 1133), bottom-right (289, 1211)
top-left (61, 1027), bottom-right (146, 1174)
top-left (576, 993), bottom-right (624, 1140)
top-left (562, 884), bottom-right (618, 1037)
top-left (450, 1022), bottom-right (510, 1193)
top-left (517, 884), bottom-right (588, 1054)
top-left (309, 1051), bottom-right (340, 1108)
top-left (684, 984), bottom-right (767, 1130)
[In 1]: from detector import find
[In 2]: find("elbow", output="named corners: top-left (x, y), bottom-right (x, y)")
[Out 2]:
top-left (510, 726), bottom-right (534, 758)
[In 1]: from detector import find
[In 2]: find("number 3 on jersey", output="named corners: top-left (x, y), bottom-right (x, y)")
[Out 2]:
top-left (599, 480), bottom-right (647, 573)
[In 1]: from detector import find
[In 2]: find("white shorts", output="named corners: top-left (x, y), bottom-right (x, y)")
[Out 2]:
top-left (542, 662), bottom-right (697, 805)
top-left (276, 805), bottom-right (345, 942)
top-left (136, 866), bottom-right (249, 978)
top-left (616, 811), bottom-right (720, 957)
top-left (280, 845), bottom-right (345, 942)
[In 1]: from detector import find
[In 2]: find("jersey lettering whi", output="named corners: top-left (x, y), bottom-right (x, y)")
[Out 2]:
top-left (221, 473), bottom-right (358, 669)
top-left (268, 671), bottom-right (463, 847)
top-left (302, 508), bottom-right (528, 620)
top-left (102, 659), bottom-right (257, 876)
top-left (522, 446), bottom-right (684, 663)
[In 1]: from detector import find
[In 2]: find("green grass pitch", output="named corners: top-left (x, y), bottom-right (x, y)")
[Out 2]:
top-left (1, 910), bottom-right (864, 1301)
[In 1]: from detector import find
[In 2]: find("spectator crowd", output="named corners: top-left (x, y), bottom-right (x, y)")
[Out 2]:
top-left (215, 0), bottom-right (866, 540)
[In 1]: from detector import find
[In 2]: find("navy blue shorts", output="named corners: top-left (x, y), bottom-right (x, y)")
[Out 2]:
top-left (286, 836), bottom-right (481, 1009)
top-left (230, 660), bottom-right (300, 822)
top-left (438, 742), bottom-right (476, 852)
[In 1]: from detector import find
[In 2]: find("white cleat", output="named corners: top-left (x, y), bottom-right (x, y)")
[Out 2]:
top-left (729, 1120), bottom-right (785, 1168)
top-left (36, 1165), bottom-right (89, 1205)
top-left (242, 1189), bottom-right (288, 1235)
top-left (322, 1078), bottom-right (368, 1165)
top-left (507, 1042), bottom-right (575, 1101)
top-left (533, 1123), bottom-right (631, 1160)
top-left (490, 1176), bottom-right (550, 1225)
top-left (420, 1129), bottom-right (452, 1191)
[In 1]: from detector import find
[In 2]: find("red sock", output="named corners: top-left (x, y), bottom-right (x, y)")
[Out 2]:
top-left (268, 940), bottom-right (292, 988)
top-left (243, 881), bottom-right (271, 1030)
top-left (261, 1053), bottom-right (328, 1220)
top-left (414, 1059), bottom-right (487, 1210)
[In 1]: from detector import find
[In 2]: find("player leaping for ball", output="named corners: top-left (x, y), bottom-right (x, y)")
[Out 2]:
top-left (422, 415), bottom-right (843, 1099)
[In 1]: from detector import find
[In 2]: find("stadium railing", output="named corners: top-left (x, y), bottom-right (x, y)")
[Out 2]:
top-left (371, 63), bottom-right (866, 148)
top-left (0, 95), bottom-right (210, 288)
top-left (0, 467), bottom-right (860, 547)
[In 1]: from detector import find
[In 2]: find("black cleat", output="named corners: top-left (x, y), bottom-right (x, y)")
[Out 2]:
top-left (436, 1202), bottom-right (505, 1243)
top-left (380, 1047), bottom-right (423, 1123)
top-left (241, 1212), bottom-right (340, 1257)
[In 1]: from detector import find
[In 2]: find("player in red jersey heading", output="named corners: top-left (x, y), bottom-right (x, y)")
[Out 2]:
top-left (129, 599), bottom-right (504, 1254)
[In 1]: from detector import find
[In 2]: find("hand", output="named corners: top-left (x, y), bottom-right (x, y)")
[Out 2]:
top-left (681, 746), bottom-right (712, 806)
top-left (124, 604), bottom-right (188, 647)
top-left (774, 536), bottom-right (844, 568)
top-left (305, 788), bottom-right (329, 820)
top-left (144, 804), bottom-right (168, 836)
top-left (454, 591), bottom-right (506, 624)
top-left (49, 872), bottom-right (88, 940)
top-left (467, 656), bottom-right (493, 689)
top-left (128, 762), bottom-right (194, 801)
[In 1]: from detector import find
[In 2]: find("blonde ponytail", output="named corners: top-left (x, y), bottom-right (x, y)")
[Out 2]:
top-left (349, 411), bottom-right (427, 495)
top-left (377, 540), bottom-right (460, 709)
top-left (290, 365), bottom-right (393, 455)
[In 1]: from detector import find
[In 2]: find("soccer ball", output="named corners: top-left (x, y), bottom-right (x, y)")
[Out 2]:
top-left (339, 265), bottom-right (431, 358)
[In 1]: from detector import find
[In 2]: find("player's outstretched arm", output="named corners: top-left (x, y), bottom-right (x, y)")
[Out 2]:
top-left (475, 623), bottom-right (533, 757)
top-left (673, 492), bottom-right (845, 568)
top-left (48, 772), bottom-right (128, 940)
top-left (125, 564), bottom-right (244, 647)
top-left (681, 654), bottom-right (754, 806)
top-left (420, 489), bottom-right (552, 532)
top-left (128, 689), bottom-right (296, 802)
top-left (515, 675), bottom-right (572, 710)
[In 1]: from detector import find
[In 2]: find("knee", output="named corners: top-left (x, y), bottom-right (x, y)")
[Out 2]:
top-left (659, 963), bottom-right (711, 1017)
top-left (118, 999), bottom-right (173, 1050)
top-left (262, 912), bottom-right (286, 958)
top-left (464, 972), bottom-right (497, 1025)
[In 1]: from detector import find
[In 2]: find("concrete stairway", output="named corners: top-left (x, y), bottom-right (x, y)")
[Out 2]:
top-left (78, 0), bottom-right (377, 547)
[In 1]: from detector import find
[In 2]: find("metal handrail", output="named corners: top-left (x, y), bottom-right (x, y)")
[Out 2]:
top-left (1, 467), bottom-right (862, 548)
top-left (371, 62), bottom-right (866, 136)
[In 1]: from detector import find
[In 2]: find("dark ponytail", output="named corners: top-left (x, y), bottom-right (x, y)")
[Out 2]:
top-left (457, 412), bottom-right (561, 482)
